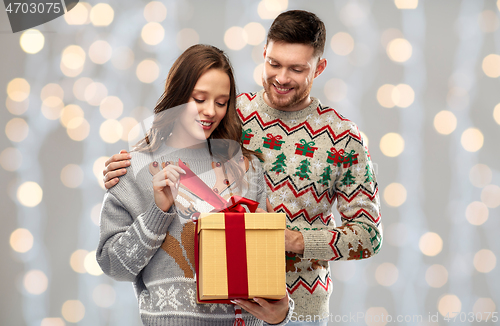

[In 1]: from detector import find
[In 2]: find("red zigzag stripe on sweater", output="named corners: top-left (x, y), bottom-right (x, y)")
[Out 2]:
top-left (237, 109), bottom-right (362, 141)
top-left (340, 208), bottom-right (381, 224)
top-left (336, 186), bottom-right (379, 203)
top-left (273, 204), bottom-right (332, 224)
top-left (265, 177), bottom-right (336, 204)
top-left (288, 276), bottom-right (333, 295)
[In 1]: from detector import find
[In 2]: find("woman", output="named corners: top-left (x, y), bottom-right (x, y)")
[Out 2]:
top-left (96, 44), bottom-right (292, 326)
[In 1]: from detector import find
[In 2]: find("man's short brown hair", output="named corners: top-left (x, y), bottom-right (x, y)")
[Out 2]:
top-left (266, 10), bottom-right (326, 58)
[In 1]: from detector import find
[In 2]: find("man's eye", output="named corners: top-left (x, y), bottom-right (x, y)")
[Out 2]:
top-left (193, 98), bottom-right (204, 103)
top-left (269, 63), bottom-right (279, 67)
top-left (292, 69), bottom-right (303, 73)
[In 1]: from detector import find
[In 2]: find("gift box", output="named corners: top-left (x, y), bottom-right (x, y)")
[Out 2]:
top-left (177, 159), bottom-right (287, 303)
top-left (196, 212), bottom-right (286, 301)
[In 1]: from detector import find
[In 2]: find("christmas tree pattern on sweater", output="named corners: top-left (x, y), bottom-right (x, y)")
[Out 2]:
top-left (236, 90), bottom-right (382, 319)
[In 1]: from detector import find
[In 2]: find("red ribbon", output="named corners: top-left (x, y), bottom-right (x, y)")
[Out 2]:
top-left (178, 160), bottom-right (258, 303)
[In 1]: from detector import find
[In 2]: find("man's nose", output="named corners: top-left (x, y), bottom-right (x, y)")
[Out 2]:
top-left (275, 68), bottom-right (291, 85)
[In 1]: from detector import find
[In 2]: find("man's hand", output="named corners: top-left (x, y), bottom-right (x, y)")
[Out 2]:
top-left (232, 293), bottom-right (289, 325)
top-left (285, 229), bottom-right (304, 254)
top-left (103, 150), bottom-right (131, 189)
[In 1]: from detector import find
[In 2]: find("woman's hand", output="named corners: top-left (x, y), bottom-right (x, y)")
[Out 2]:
top-left (232, 293), bottom-right (290, 325)
top-left (152, 165), bottom-right (186, 212)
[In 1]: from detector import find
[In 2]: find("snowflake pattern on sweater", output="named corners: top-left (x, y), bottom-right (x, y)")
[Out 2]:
top-left (236, 90), bottom-right (382, 318)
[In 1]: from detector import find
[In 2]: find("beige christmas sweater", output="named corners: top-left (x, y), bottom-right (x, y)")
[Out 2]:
top-left (236, 90), bottom-right (382, 319)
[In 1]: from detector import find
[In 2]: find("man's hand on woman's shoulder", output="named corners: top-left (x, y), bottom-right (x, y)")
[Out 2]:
top-left (103, 149), bottom-right (131, 189)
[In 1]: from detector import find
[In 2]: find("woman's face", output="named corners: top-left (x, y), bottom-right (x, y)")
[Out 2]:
top-left (170, 68), bottom-right (230, 148)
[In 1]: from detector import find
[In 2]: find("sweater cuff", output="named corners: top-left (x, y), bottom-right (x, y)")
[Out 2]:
top-left (301, 230), bottom-right (332, 260)
top-left (141, 202), bottom-right (176, 236)
top-left (264, 296), bottom-right (295, 326)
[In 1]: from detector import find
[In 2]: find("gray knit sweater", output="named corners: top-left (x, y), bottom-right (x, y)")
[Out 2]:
top-left (97, 143), bottom-right (294, 326)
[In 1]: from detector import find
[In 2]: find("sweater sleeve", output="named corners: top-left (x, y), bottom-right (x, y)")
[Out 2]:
top-left (96, 176), bottom-right (177, 282)
top-left (301, 123), bottom-right (382, 261)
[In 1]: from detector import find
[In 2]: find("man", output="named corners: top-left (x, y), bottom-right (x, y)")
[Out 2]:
top-left (104, 10), bottom-right (382, 325)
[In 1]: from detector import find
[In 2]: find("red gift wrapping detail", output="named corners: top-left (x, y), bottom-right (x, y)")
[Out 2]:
top-left (179, 160), bottom-right (259, 304)
top-left (224, 212), bottom-right (249, 299)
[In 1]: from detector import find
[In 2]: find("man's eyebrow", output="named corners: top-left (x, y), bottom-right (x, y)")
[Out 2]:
top-left (267, 56), bottom-right (309, 68)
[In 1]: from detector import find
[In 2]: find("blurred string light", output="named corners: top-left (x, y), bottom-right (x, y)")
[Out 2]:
top-left (438, 294), bottom-right (461, 318)
top-left (386, 38), bottom-right (412, 63)
top-left (5, 118), bottom-right (29, 142)
top-left (10, 228), bottom-right (34, 253)
top-left (224, 26), bottom-right (248, 51)
top-left (419, 232), bottom-right (443, 257)
top-left (460, 127), bottom-right (484, 152)
top-left (60, 164), bottom-right (84, 188)
top-left (0, 147), bottom-right (22, 171)
top-left (20, 29), bottom-right (44, 54)
top-left (89, 40), bottom-right (113, 64)
top-left (433, 110), bottom-right (457, 135)
top-left (64, 1), bottom-right (91, 25)
top-left (381, 28), bottom-right (404, 48)
top-left (90, 203), bottom-right (102, 226)
top-left (473, 249), bottom-right (496, 273)
top-left (100, 96), bottom-right (123, 119)
top-left (253, 63), bottom-right (263, 86)
top-left (482, 54), bottom-right (500, 78)
top-left (494, 103), bottom-right (500, 124)
top-left (465, 201), bottom-right (489, 226)
top-left (61, 300), bottom-right (85, 323)
top-left (257, 0), bottom-right (288, 19)
top-left (394, 0), bottom-right (418, 9)
top-left (17, 181), bottom-right (43, 207)
top-left (84, 82), bottom-right (107, 105)
top-left (6, 97), bottom-right (29, 115)
top-left (383, 183), bottom-right (407, 207)
top-left (60, 105), bottom-right (84, 127)
top-left (376, 84), bottom-right (415, 108)
top-left (473, 298), bottom-right (496, 315)
top-left (70, 249), bottom-right (88, 273)
top-left (60, 45), bottom-right (86, 77)
top-left (100, 119), bottom-right (123, 143)
top-left (324, 78), bottom-right (347, 102)
top-left (73, 77), bottom-right (93, 100)
top-left (23, 270), bottom-right (48, 295)
top-left (120, 117), bottom-right (140, 141)
top-left (143, 1), bottom-right (167, 22)
top-left (41, 318), bottom-right (66, 326)
top-left (90, 3), bottom-right (114, 26)
top-left (425, 264), bottom-right (448, 288)
top-left (141, 22), bottom-right (165, 45)
top-left (379, 132), bottom-right (404, 157)
top-left (41, 83), bottom-right (65, 120)
top-left (359, 131), bottom-right (369, 147)
top-left (7, 78), bottom-right (30, 102)
top-left (66, 117), bottom-right (90, 141)
top-left (136, 59), bottom-right (160, 83)
top-left (84, 250), bottom-right (103, 276)
top-left (365, 307), bottom-right (389, 326)
top-left (469, 164), bottom-right (492, 188)
top-left (330, 32), bottom-right (354, 56)
top-left (244, 22), bottom-right (266, 45)
top-left (481, 185), bottom-right (500, 208)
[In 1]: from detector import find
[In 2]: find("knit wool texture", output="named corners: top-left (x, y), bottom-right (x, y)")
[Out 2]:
top-left (237, 90), bottom-right (383, 319)
top-left (97, 144), bottom-right (293, 326)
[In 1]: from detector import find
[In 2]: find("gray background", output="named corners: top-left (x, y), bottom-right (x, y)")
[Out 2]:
top-left (1, 0), bottom-right (499, 325)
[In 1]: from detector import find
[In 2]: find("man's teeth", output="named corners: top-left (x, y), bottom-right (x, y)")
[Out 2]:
top-left (275, 85), bottom-right (291, 92)
top-left (199, 121), bottom-right (212, 126)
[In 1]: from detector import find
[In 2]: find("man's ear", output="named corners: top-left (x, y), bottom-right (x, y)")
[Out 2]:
top-left (263, 44), bottom-right (267, 59)
top-left (314, 58), bottom-right (327, 78)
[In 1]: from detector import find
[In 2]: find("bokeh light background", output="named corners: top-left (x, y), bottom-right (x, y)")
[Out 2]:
top-left (1, 0), bottom-right (500, 325)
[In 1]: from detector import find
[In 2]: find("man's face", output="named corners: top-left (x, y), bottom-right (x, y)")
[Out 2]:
top-left (262, 41), bottom-right (326, 112)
